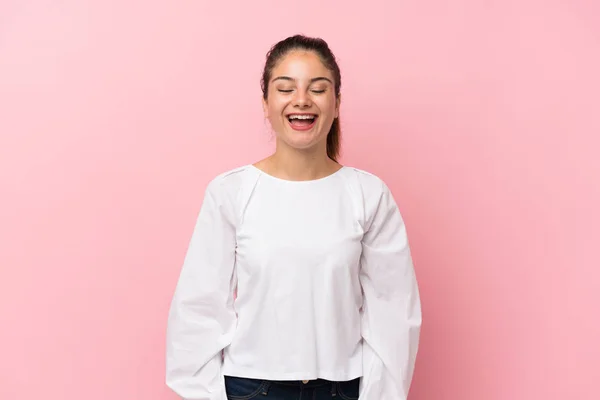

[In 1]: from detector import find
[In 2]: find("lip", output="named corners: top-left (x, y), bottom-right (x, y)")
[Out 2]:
top-left (286, 113), bottom-right (318, 131)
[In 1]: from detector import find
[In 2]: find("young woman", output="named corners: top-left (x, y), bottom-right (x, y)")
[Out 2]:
top-left (166, 35), bottom-right (422, 400)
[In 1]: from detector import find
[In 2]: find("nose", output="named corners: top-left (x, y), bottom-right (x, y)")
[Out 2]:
top-left (292, 90), bottom-right (312, 108)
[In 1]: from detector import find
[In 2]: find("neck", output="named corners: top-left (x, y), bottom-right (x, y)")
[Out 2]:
top-left (264, 140), bottom-right (340, 181)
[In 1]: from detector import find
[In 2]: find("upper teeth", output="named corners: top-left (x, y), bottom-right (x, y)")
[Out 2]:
top-left (289, 115), bottom-right (315, 120)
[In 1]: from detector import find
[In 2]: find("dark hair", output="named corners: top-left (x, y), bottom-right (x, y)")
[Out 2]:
top-left (261, 35), bottom-right (342, 162)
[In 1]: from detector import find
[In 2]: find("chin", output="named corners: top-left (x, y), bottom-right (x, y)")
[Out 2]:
top-left (284, 132), bottom-right (323, 147)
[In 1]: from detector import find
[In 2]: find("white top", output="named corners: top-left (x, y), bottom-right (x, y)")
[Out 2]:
top-left (166, 165), bottom-right (422, 400)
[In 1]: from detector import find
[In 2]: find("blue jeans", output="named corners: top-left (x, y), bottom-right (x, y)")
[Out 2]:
top-left (224, 376), bottom-right (360, 400)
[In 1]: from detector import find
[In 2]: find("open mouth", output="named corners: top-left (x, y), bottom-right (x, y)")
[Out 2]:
top-left (287, 114), bottom-right (318, 131)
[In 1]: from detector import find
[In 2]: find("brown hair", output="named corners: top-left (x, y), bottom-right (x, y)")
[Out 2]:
top-left (261, 35), bottom-right (342, 162)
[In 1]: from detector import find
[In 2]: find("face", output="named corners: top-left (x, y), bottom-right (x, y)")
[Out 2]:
top-left (263, 50), bottom-right (340, 153)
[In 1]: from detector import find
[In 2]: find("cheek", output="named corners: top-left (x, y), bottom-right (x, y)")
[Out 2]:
top-left (319, 93), bottom-right (337, 108)
top-left (267, 104), bottom-right (282, 121)
top-left (266, 97), bottom-right (286, 116)
top-left (317, 98), bottom-right (337, 119)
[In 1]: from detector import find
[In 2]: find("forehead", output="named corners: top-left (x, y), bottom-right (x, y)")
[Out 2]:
top-left (271, 50), bottom-right (333, 81)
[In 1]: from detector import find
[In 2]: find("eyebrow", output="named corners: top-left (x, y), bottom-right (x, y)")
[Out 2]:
top-left (271, 76), bottom-right (333, 84)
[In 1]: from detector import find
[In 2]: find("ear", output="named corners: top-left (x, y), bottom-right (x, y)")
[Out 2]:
top-left (335, 94), bottom-right (341, 118)
top-left (262, 97), bottom-right (269, 118)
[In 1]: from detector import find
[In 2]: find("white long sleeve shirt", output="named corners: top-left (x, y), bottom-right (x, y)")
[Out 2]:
top-left (166, 164), bottom-right (422, 400)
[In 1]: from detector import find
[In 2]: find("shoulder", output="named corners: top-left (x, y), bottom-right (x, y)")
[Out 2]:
top-left (340, 166), bottom-right (390, 198)
top-left (340, 166), bottom-right (400, 223)
top-left (200, 165), bottom-right (258, 223)
top-left (205, 164), bottom-right (257, 196)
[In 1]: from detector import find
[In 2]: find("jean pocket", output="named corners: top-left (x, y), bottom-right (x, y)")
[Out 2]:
top-left (336, 378), bottom-right (360, 400)
top-left (224, 376), bottom-right (267, 400)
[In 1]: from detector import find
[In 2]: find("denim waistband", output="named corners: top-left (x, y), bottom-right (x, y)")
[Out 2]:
top-left (269, 377), bottom-right (359, 389)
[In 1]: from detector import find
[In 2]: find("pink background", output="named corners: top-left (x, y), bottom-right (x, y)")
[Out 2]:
top-left (1, 1), bottom-right (598, 399)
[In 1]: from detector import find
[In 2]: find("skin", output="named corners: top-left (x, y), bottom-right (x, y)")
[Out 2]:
top-left (254, 50), bottom-right (342, 181)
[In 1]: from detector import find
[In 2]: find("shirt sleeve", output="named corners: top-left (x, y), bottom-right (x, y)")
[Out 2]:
top-left (166, 179), bottom-right (237, 400)
top-left (358, 181), bottom-right (422, 400)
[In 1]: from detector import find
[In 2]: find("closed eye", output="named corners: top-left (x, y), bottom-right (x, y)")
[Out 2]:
top-left (277, 89), bottom-right (326, 94)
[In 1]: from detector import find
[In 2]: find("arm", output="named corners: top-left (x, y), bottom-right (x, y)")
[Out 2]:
top-left (359, 182), bottom-right (422, 400)
top-left (166, 179), bottom-right (237, 400)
